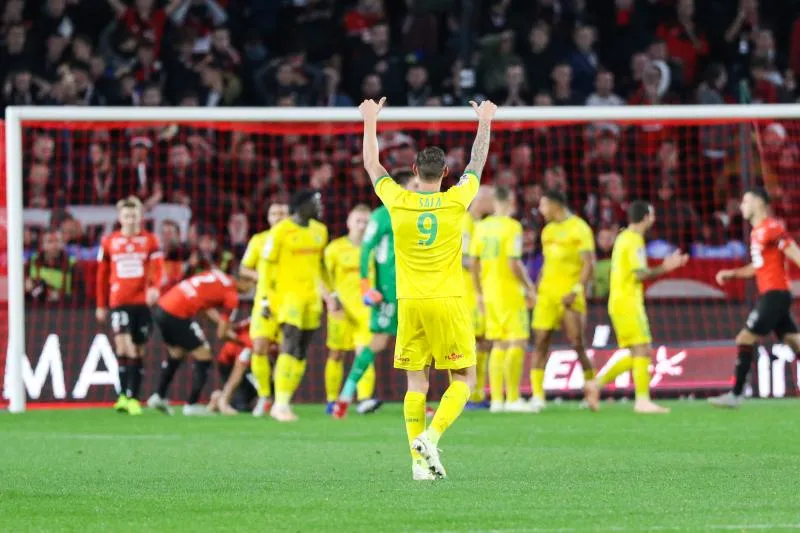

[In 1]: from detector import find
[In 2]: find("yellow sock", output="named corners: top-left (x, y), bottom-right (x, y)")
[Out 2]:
top-left (274, 353), bottom-right (297, 405)
top-left (404, 391), bottom-right (426, 460)
top-left (250, 353), bottom-right (272, 398)
top-left (583, 368), bottom-right (596, 381)
top-left (356, 363), bottom-right (376, 401)
top-left (471, 349), bottom-right (488, 402)
top-left (598, 354), bottom-right (632, 387)
top-left (324, 357), bottom-right (344, 402)
top-left (429, 380), bottom-right (470, 445)
top-left (291, 358), bottom-right (307, 395)
top-left (505, 346), bottom-right (524, 403)
top-left (632, 356), bottom-right (651, 401)
top-left (489, 347), bottom-right (506, 404)
top-left (531, 368), bottom-right (545, 400)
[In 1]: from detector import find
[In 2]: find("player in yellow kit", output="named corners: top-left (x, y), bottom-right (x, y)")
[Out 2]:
top-left (360, 96), bottom-right (496, 480)
top-left (237, 201), bottom-right (289, 417)
top-left (585, 201), bottom-right (687, 413)
top-left (264, 190), bottom-right (330, 422)
top-left (323, 205), bottom-right (377, 413)
top-left (462, 186), bottom-right (494, 408)
top-left (470, 186), bottom-right (536, 413)
top-left (530, 190), bottom-right (597, 412)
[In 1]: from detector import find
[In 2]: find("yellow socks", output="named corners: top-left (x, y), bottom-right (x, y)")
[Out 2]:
top-left (489, 347), bottom-right (506, 403)
top-left (505, 346), bottom-right (524, 403)
top-left (531, 368), bottom-right (545, 400)
top-left (471, 349), bottom-right (488, 402)
top-left (598, 355), bottom-right (632, 386)
top-left (429, 380), bottom-right (471, 445)
top-left (632, 356), bottom-right (651, 401)
top-left (324, 357), bottom-right (344, 403)
top-left (291, 358), bottom-right (307, 393)
top-left (273, 353), bottom-right (296, 405)
top-left (250, 353), bottom-right (272, 398)
top-left (356, 363), bottom-right (376, 401)
top-left (403, 391), bottom-right (426, 460)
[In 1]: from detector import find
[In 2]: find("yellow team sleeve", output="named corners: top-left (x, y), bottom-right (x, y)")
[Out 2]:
top-left (445, 172), bottom-right (479, 208)
top-left (240, 234), bottom-right (262, 269)
top-left (506, 223), bottom-right (522, 259)
top-left (264, 225), bottom-right (282, 262)
top-left (468, 223), bottom-right (482, 258)
top-left (629, 238), bottom-right (647, 273)
top-left (375, 175), bottom-right (403, 208)
top-left (577, 221), bottom-right (596, 253)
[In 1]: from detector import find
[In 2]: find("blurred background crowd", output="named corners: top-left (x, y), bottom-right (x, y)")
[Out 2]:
top-left (6, 0), bottom-right (800, 303)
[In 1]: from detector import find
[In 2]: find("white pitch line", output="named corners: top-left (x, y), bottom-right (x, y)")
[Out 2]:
top-left (438, 524), bottom-right (800, 533)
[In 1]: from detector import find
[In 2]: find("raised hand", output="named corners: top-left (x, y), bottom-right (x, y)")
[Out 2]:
top-left (716, 269), bottom-right (734, 286)
top-left (469, 99), bottom-right (498, 122)
top-left (663, 250), bottom-right (689, 272)
top-left (359, 97), bottom-right (387, 121)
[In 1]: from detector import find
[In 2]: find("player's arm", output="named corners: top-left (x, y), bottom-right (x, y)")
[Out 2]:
top-left (464, 100), bottom-right (498, 181)
top-left (147, 237), bottom-right (165, 306)
top-left (508, 225), bottom-right (535, 294)
top-left (781, 240), bottom-right (800, 269)
top-left (715, 263), bottom-right (755, 284)
top-left (637, 250), bottom-right (689, 281)
top-left (578, 250), bottom-right (596, 294)
top-left (95, 240), bottom-right (110, 323)
top-left (239, 235), bottom-right (261, 282)
top-left (359, 97), bottom-right (390, 184)
top-left (360, 214), bottom-right (384, 305)
top-left (469, 226), bottom-right (484, 307)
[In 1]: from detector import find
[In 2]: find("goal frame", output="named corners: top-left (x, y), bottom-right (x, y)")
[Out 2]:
top-left (5, 103), bottom-right (800, 412)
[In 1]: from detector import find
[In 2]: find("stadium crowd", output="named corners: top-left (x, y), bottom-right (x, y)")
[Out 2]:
top-left (9, 0), bottom-right (800, 302)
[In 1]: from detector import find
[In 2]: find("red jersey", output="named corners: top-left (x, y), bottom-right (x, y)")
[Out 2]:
top-left (158, 270), bottom-right (239, 319)
top-left (97, 231), bottom-right (163, 308)
top-left (750, 218), bottom-right (795, 294)
top-left (217, 325), bottom-right (252, 366)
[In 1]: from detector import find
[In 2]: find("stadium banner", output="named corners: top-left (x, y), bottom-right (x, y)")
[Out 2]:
top-left (2, 303), bottom-right (797, 405)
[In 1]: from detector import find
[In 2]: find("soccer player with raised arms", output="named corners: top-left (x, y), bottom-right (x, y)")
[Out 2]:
top-left (360, 96), bottom-right (497, 480)
top-left (530, 190), bottom-right (597, 412)
top-left (470, 186), bottom-right (536, 413)
top-left (584, 201), bottom-right (687, 413)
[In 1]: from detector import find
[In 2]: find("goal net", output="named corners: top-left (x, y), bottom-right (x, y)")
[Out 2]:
top-left (3, 105), bottom-right (800, 411)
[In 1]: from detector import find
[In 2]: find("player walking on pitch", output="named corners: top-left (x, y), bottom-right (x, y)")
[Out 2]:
top-left (332, 170), bottom-right (419, 419)
top-left (360, 96), bottom-right (496, 480)
top-left (709, 188), bottom-right (800, 408)
top-left (96, 196), bottom-right (163, 416)
top-left (530, 190), bottom-right (597, 412)
top-left (584, 201), bottom-right (687, 413)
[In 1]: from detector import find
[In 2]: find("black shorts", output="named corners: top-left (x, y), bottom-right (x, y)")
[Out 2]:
top-left (745, 290), bottom-right (799, 339)
top-left (152, 306), bottom-right (208, 352)
top-left (110, 305), bottom-right (152, 346)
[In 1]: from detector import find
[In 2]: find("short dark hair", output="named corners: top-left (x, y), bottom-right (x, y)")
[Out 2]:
top-left (290, 189), bottom-right (319, 211)
top-left (394, 168), bottom-right (415, 186)
top-left (494, 185), bottom-right (513, 202)
top-left (746, 187), bottom-right (770, 205)
top-left (542, 189), bottom-right (567, 206)
top-left (628, 200), bottom-right (653, 224)
top-left (414, 146), bottom-right (447, 182)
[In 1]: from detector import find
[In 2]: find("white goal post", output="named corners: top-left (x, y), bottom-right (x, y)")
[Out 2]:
top-left (5, 103), bottom-right (800, 413)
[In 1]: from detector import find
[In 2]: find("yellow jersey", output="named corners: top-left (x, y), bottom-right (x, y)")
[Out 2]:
top-left (264, 217), bottom-right (328, 299)
top-left (608, 228), bottom-right (647, 313)
top-left (375, 171), bottom-right (479, 299)
top-left (539, 215), bottom-right (595, 297)
top-left (462, 214), bottom-right (477, 302)
top-left (241, 230), bottom-right (278, 304)
top-left (324, 236), bottom-right (363, 313)
top-left (470, 215), bottom-right (525, 305)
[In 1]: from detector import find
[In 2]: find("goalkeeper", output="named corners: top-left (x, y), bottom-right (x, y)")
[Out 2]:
top-left (332, 169), bottom-right (418, 418)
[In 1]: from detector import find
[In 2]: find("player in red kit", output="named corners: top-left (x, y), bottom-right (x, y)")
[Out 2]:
top-left (711, 188), bottom-right (800, 408)
top-left (147, 269), bottom-right (254, 415)
top-left (96, 197), bottom-right (163, 416)
top-left (207, 321), bottom-right (257, 416)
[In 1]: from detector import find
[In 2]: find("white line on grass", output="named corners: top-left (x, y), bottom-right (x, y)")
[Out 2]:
top-left (438, 524), bottom-right (800, 533)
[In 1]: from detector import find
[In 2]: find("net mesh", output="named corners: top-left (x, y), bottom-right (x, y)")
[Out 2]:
top-left (6, 114), bottom-right (800, 405)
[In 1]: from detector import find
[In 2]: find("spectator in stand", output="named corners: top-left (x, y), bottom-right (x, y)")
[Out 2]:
top-left (160, 219), bottom-right (187, 291)
top-left (161, 143), bottom-right (211, 217)
top-left (629, 61), bottom-right (679, 155)
top-left (186, 223), bottom-right (234, 276)
top-left (119, 136), bottom-right (161, 208)
top-left (3, 68), bottom-right (40, 107)
top-left (620, 51), bottom-right (649, 98)
top-left (286, 0), bottom-right (337, 64)
top-left (691, 216), bottom-right (747, 259)
top-left (586, 69), bottom-right (624, 106)
top-left (226, 212), bottom-right (249, 258)
top-left (106, 0), bottom-right (182, 57)
top-left (521, 22), bottom-right (556, 95)
top-left (478, 29), bottom-right (520, 97)
top-left (491, 62), bottom-right (531, 107)
top-left (647, 38), bottom-right (683, 95)
top-left (567, 24), bottom-right (599, 99)
top-left (348, 20), bottom-right (403, 101)
top-left (403, 63), bottom-right (432, 107)
top-left (26, 230), bottom-right (78, 303)
top-left (651, 177), bottom-right (698, 250)
top-left (1, 23), bottom-right (29, 84)
top-left (361, 73), bottom-right (383, 102)
top-left (656, 0), bottom-right (709, 88)
top-left (551, 63), bottom-right (582, 106)
top-left (343, 0), bottom-right (384, 41)
top-left (319, 67), bottom-right (354, 107)
top-left (509, 144), bottom-right (534, 185)
top-left (724, 0), bottom-right (761, 80)
top-left (597, 0), bottom-right (650, 81)
top-left (592, 225), bottom-right (617, 299)
top-left (25, 133), bottom-right (63, 208)
top-left (139, 82), bottom-right (163, 106)
top-left (72, 141), bottom-right (116, 204)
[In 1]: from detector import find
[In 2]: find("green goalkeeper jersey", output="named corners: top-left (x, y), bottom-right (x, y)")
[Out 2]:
top-left (360, 206), bottom-right (396, 301)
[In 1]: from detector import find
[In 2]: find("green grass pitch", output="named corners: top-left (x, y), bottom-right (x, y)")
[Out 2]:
top-left (2, 400), bottom-right (799, 533)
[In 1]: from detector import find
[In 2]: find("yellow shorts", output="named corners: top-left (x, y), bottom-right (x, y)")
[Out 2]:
top-left (278, 293), bottom-right (322, 331)
top-left (394, 297), bottom-right (476, 371)
top-left (532, 291), bottom-right (586, 331)
top-left (326, 308), bottom-right (372, 351)
top-left (610, 306), bottom-right (652, 348)
top-left (473, 305), bottom-right (486, 338)
top-left (249, 310), bottom-right (282, 344)
top-left (485, 299), bottom-right (529, 341)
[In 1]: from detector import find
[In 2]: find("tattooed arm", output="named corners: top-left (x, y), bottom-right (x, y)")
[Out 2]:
top-left (464, 100), bottom-right (498, 181)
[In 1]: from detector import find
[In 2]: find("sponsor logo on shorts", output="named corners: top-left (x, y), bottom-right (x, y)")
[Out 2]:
top-left (444, 353), bottom-right (464, 361)
top-left (395, 356), bottom-right (411, 364)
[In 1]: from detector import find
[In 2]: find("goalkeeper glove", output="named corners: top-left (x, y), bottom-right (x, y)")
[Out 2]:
top-left (360, 278), bottom-right (384, 306)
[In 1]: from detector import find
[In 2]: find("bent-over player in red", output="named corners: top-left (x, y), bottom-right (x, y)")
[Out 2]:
top-left (96, 196), bottom-right (163, 416)
top-left (207, 321), bottom-right (257, 416)
top-left (147, 269), bottom-right (254, 415)
top-left (711, 188), bottom-right (800, 408)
